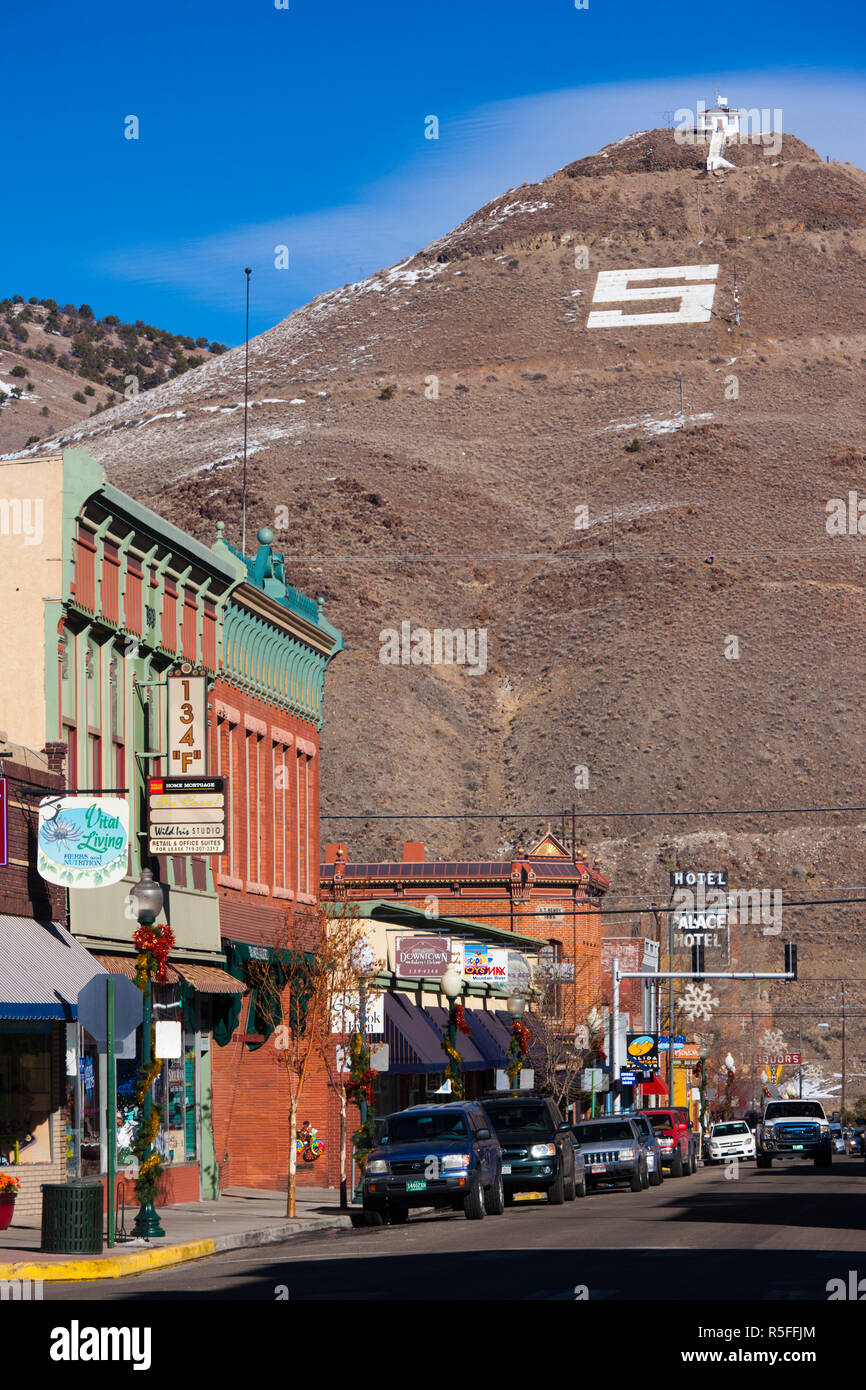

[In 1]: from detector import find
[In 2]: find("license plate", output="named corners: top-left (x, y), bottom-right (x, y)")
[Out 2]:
top-left (502, 1164), bottom-right (512, 1174)
top-left (405, 1180), bottom-right (427, 1192)
top-left (793, 1145), bottom-right (804, 1151)
top-left (591, 1164), bottom-right (607, 1174)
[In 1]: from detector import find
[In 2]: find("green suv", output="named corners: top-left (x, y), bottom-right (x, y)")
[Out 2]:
top-left (480, 1092), bottom-right (583, 1204)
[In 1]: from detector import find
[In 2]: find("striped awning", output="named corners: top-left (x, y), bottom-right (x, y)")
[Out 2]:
top-left (0, 915), bottom-right (106, 1021)
top-left (93, 954), bottom-right (245, 995)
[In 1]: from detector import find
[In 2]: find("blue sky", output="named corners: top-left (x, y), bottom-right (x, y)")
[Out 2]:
top-left (4, 0), bottom-right (864, 344)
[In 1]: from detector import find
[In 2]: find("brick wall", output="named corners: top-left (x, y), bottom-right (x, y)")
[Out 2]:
top-left (209, 681), bottom-right (336, 1190)
top-left (0, 759), bottom-right (66, 921)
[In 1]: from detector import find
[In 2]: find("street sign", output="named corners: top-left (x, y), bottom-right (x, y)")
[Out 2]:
top-left (77, 974), bottom-right (143, 1058)
top-left (626, 1033), bottom-right (660, 1068)
top-left (658, 1035), bottom-right (686, 1050)
top-left (764, 1052), bottom-right (802, 1065)
top-left (147, 776), bottom-right (225, 855)
top-left (167, 672), bottom-right (208, 775)
top-left (620, 1070), bottom-right (637, 1085)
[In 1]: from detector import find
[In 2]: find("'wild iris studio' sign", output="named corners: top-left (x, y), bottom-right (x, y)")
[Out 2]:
top-left (37, 796), bottom-right (129, 888)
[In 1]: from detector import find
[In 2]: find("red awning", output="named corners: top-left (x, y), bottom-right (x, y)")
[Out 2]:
top-left (640, 1077), bottom-right (669, 1096)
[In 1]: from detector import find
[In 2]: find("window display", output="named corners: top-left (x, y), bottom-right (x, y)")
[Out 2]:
top-left (0, 1027), bottom-right (53, 1165)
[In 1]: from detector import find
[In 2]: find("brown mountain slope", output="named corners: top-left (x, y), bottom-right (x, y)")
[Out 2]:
top-left (13, 128), bottom-right (866, 1083)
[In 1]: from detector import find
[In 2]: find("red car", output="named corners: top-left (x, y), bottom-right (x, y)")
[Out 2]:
top-left (639, 1107), bottom-right (698, 1177)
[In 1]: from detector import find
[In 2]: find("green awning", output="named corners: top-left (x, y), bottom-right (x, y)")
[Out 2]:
top-left (217, 940), bottom-right (316, 1051)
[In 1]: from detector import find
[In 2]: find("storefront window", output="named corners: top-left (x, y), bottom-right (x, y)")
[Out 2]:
top-left (79, 1030), bottom-right (101, 1176)
top-left (0, 1026), bottom-right (53, 1165)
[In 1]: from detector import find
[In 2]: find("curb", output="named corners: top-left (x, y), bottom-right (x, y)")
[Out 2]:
top-left (0, 1213), bottom-right (353, 1282)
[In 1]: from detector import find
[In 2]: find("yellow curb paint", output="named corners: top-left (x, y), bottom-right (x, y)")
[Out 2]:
top-left (0, 1238), bottom-right (216, 1282)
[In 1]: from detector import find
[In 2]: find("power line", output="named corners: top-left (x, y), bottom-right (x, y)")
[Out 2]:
top-left (322, 803), bottom-right (866, 820)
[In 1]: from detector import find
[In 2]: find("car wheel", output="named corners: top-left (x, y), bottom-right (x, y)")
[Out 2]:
top-left (362, 1203), bottom-right (386, 1226)
top-left (484, 1167), bottom-right (506, 1216)
top-left (547, 1168), bottom-right (566, 1205)
top-left (388, 1201), bottom-right (409, 1224)
top-left (575, 1169), bottom-right (588, 1198)
top-left (464, 1180), bottom-right (486, 1220)
top-left (630, 1168), bottom-right (643, 1193)
top-left (640, 1162), bottom-right (649, 1189)
top-left (756, 1153), bottom-right (772, 1169)
top-left (669, 1151), bottom-right (684, 1178)
top-left (688, 1149), bottom-right (697, 1175)
top-left (564, 1166), bottom-right (577, 1202)
top-left (649, 1164), bottom-right (663, 1187)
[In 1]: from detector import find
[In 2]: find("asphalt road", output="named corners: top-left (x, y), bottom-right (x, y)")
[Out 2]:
top-left (49, 1157), bottom-right (866, 1301)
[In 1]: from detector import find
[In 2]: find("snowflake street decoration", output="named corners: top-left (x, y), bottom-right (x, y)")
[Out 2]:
top-left (761, 1028), bottom-right (786, 1054)
top-left (680, 982), bottom-right (720, 1022)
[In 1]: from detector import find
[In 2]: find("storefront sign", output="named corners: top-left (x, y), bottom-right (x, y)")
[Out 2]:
top-left (463, 943), bottom-right (508, 982)
top-left (673, 1043), bottom-right (701, 1061)
top-left (625, 1032), bottom-right (660, 1069)
top-left (147, 776), bottom-right (225, 855)
top-left (167, 671), bottom-right (208, 775)
top-left (394, 935), bottom-right (451, 979)
top-left (764, 1052), bottom-right (802, 1065)
top-left (669, 869), bottom-right (728, 887)
top-left (330, 990), bottom-right (384, 1036)
top-left (38, 796), bottom-right (129, 888)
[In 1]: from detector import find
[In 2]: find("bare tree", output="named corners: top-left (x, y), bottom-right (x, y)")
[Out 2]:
top-left (526, 959), bottom-right (604, 1114)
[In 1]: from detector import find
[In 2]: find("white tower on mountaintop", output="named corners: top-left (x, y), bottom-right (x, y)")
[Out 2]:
top-left (699, 94), bottom-right (743, 173)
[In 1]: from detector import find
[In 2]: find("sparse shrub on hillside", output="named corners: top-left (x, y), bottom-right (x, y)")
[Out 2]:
top-left (26, 434), bottom-right (39, 444)
top-left (195, 336), bottom-right (208, 348)
top-left (41, 406), bottom-right (49, 416)
top-left (378, 384), bottom-right (396, 399)
top-left (73, 390), bottom-right (86, 403)
top-left (10, 365), bottom-right (26, 378)
top-left (84, 384), bottom-right (95, 396)
top-left (103, 314), bottom-right (120, 326)
top-left (210, 342), bottom-right (227, 354)
top-left (626, 437), bottom-right (642, 452)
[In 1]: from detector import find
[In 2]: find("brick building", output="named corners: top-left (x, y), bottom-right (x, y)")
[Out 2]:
top-left (207, 525), bottom-right (343, 1191)
top-left (322, 832), bottom-right (609, 1032)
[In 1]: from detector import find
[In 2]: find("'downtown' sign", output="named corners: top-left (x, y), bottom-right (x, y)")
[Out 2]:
top-left (38, 796), bottom-right (129, 888)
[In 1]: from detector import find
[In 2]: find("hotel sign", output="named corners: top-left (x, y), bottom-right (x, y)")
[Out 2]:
top-left (147, 776), bottom-right (225, 855)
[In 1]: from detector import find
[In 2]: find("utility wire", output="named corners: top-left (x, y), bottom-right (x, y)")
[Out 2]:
top-left (322, 803), bottom-right (866, 820)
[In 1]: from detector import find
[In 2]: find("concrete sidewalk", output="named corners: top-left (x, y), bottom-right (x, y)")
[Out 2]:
top-left (0, 1186), bottom-right (353, 1282)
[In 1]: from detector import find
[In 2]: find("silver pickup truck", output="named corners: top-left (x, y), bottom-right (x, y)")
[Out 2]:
top-left (756, 1099), bottom-right (832, 1168)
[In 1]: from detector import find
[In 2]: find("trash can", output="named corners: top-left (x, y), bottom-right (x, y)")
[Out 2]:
top-left (41, 1181), bottom-right (103, 1254)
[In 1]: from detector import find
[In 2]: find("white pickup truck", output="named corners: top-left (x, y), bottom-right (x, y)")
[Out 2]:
top-left (756, 1099), bottom-right (832, 1168)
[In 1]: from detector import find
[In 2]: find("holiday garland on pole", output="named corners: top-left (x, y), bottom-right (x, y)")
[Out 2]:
top-left (506, 1018), bottom-right (530, 1087)
top-left (346, 1030), bottom-right (377, 1167)
top-left (131, 920), bottom-right (175, 1204)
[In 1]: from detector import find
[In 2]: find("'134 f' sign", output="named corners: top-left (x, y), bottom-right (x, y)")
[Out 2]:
top-left (587, 264), bottom-right (719, 328)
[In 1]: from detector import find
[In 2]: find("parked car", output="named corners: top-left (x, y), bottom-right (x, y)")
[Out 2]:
top-left (638, 1107), bottom-right (698, 1177)
top-left (848, 1127), bottom-right (866, 1155)
top-left (571, 1117), bottom-right (648, 1192)
top-left (705, 1119), bottom-right (756, 1164)
top-left (621, 1109), bottom-right (664, 1185)
top-left (829, 1123), bottom-right (846, 1154)
top-left (361, 1102), bottom-right (504, 1224)
top-left (756, 1099), bottom-right (832, 1168)
top-left (480, 1092), bottom-right (580, 1204)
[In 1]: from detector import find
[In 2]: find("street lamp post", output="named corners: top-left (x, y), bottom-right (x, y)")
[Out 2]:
top-left (506, 991), bottom-right (527, 1091)
top-left (130, 868), bottom-right (165, 1240)
top-left (441, 965), bottom-right (464, 1098)
top-left (699, 1042), bottom-right (708, 1158)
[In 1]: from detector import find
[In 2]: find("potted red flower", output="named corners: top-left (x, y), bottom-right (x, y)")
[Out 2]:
top-left (0, 1173), bottom-right (20, 1230)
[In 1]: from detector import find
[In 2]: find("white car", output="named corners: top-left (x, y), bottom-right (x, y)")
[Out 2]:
top-left (705, 1120), bottom-right (756, 1164)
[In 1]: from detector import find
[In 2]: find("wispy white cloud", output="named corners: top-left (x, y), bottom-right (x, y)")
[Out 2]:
top-left (100, 70), bottom-right (866, 319)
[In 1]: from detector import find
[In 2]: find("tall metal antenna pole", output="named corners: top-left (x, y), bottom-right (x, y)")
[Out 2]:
top-left (241, 266), bottom-right (252, 555)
